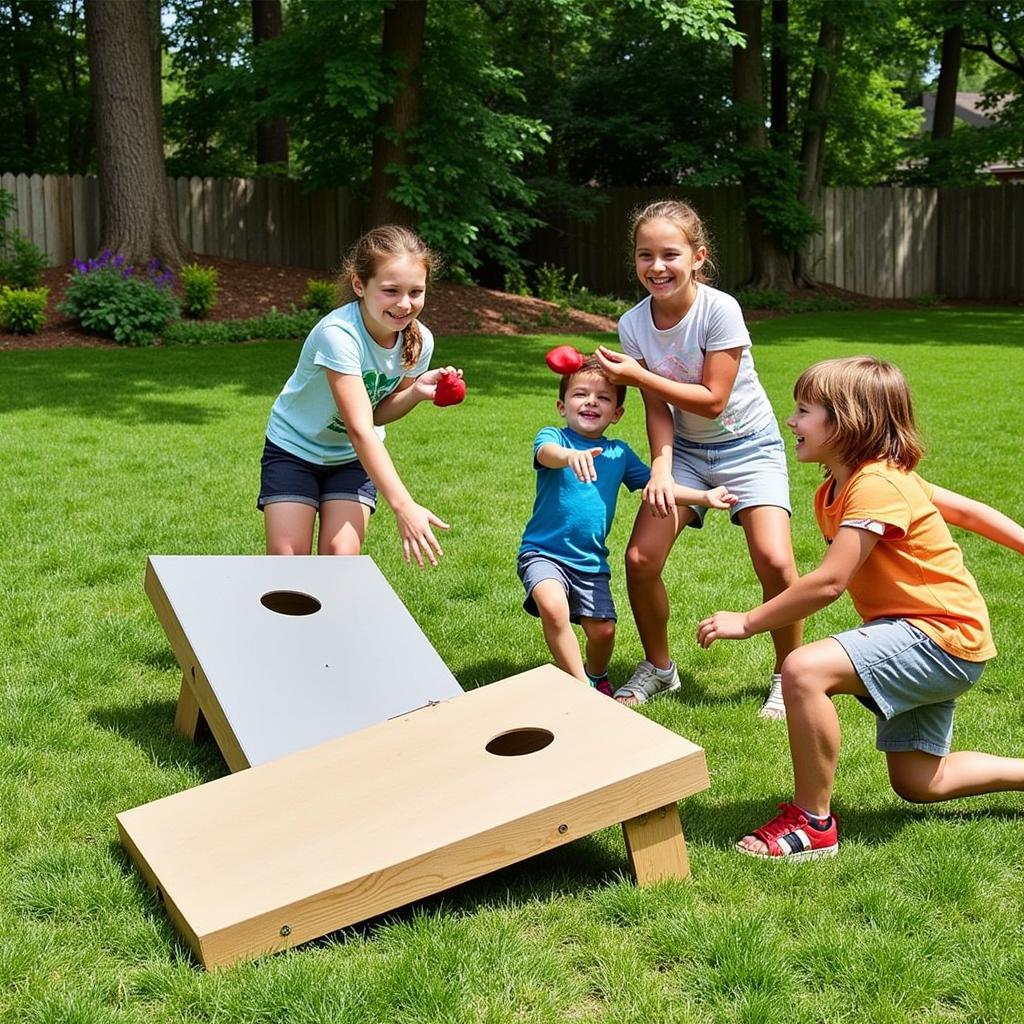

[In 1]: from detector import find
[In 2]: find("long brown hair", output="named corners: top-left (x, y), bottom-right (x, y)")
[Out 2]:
top-left (342, 225), bottom-right (442, 369)
top-left (628, 199), bottom-right (717, 284)
top-left (793, 356), bottom-right (924, 473)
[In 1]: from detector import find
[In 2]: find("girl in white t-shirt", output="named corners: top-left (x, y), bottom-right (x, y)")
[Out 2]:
top-left (259, 225), bottom-right (462, 567)
top-left (596, 200), bottom-right (801, 716)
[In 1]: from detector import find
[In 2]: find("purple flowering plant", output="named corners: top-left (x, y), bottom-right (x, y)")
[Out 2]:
top-left (61, 250), bottom-right (180, 345)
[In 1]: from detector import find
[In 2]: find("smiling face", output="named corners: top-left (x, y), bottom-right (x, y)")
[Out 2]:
top-left (634, 217), bottom-right (707, 313)
top-left (557, 371), bottom-right (624, 439)
top-left (787, 399), bottom-right (835, 467)
top-left (352, 254), bottom-right (427, 347)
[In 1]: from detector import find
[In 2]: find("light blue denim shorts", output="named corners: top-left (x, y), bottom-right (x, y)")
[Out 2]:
top-left (517, 552), bottom-right (616, 623)
top-left (672, 422), bottom-right (791, 528)
top-left (833, 617), bottom-right (986, 756)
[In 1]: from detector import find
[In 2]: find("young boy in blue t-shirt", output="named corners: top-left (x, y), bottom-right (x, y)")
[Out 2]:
top-left (518, 355), bottom-right (736, 695)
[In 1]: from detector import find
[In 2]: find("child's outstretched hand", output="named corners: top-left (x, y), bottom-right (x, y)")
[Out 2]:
top-left (703, 486), bottom-right (738, 510)
top-left (697, 611), bottom-right (752, 647)
top-left (567, 446), bottom-right (603, 483)
top-left (394, 500), bottom-right (450, 568)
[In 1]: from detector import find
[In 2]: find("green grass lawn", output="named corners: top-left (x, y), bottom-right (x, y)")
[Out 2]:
top-left (3, 308), bottom-right (1024, 1023)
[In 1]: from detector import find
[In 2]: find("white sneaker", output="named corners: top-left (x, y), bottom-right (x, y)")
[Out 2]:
top-left (758, 675), bottom-right (786, 720)
top-left (613, 660), bottom-right (680, 706)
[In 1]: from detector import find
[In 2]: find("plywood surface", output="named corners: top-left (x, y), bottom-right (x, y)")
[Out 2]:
top-left (145, 555), bottom-right (463, 768)
top-left (118, 666), bottom-right (709, 967)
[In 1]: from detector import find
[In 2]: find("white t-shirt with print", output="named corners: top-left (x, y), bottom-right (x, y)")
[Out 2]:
top-left (618, 283), bottom-right (774, 443)
top-left (267, 300), bottom-right (433, 464)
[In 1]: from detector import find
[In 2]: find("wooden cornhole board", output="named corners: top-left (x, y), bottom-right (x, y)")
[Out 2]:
top-left (145, 555), bottom-right (463, 771)
top-left (117, 665), bottom-right (710, 969)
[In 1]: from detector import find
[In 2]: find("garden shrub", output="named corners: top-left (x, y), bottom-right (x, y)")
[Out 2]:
top-left (533, 263), bottom-right (577, 303)
top-left (162, 307), bottom-right (319, 345)
top-left (59, 251), bottom-right (180, 346)
top-left (180, 262), bottom-right (220, 318)
top-left (0, 285), bottom-right (49, 334)
top-left (303, 279), bottom-right (338, 315)
top-left (503, 265), bottom-right (531, 297)
top-left (0, 189), bottom-right (48, 289)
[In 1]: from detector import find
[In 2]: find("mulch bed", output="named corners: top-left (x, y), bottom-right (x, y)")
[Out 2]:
top-left (0, 256), bottom-right (619, 352)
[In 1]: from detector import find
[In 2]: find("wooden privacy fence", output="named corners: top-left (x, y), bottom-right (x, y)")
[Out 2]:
top-left (2, 172), bottom-right (1021, 300)
top-left (0, 172), bottom-right (362, 273)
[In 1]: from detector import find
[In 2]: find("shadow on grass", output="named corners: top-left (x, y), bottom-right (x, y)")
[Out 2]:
top-left (0, 335), bottom-right (601, 423)
top-left (91, 698), bottom-right (229, 783)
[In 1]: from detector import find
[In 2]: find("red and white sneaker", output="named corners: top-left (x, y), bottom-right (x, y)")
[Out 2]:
top-left (737, 802), bottom-right (839, 861)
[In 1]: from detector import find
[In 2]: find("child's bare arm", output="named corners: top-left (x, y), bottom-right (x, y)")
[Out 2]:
top-left (674, 484), bottom-right (738, 510)
top-left (932, 486), bottom-right (1024, 555)
top-left (697, 525), bottom-right (877, 645)
top-left (536, 443), bottom-right (603, 483)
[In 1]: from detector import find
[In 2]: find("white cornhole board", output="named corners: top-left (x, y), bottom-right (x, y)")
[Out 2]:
top-left (118, 665), bottom-right (710, 969)
top-left (145, 555), bottom-right (463, 771)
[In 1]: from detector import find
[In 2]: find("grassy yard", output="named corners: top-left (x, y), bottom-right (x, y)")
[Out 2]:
top-left (2, 308), bottom-right (1024, 1023)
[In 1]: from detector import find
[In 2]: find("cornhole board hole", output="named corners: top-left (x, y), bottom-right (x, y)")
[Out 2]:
top-left (144, 555), bottom-right (463, 771)
top-left (117, 665), bottom-right (710, 969)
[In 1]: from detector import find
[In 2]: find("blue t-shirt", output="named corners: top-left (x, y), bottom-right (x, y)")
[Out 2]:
top-left (519, 426), bottom-right (650, 575)
top-left (266, 301), bottom-right (433, 465)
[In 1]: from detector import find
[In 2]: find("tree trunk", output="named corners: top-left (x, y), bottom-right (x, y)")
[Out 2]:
top-left (733, 0), bottom-right (794, 290)
top-left (769, 0), bottom-right (788, 146)
top-left (10, 2), bottom-right (39, 160)
top-left (368, 0), bottom-right (428, 228)
top-left (926, 19), bottom-right (962, 183)
top-left (794, 13), bottom-right (842, 286)
top-left (84, 0), bottom-right (189, 269)
top-left (251, 0), bottom-right (289, 166)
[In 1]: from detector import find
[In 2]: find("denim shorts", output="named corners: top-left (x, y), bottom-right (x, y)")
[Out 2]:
top-left (517, 552), bottom-right (616, 623)
top-left (833, 618), bottom-right (986, 756)
top-left (672, 422), bottom-right (791, 528)
top-left (257, 437), bottom-right (377, 511)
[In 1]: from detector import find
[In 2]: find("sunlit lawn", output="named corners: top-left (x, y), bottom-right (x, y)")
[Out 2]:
top-left (2, 307), bottom-right (1024, 1022)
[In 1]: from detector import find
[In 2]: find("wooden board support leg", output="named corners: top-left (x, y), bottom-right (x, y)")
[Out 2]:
top-left (622, 803), bottom-right (691, 884)
top-left (174, 673), bottom-right (208, 743)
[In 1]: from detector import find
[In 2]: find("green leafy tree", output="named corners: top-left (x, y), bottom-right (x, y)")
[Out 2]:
top-left (0, 0), bottom-right (92, 173)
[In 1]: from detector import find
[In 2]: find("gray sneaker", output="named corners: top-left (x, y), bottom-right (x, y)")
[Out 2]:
top-left (613, 660), bottom-right (680, 706)
top-left (758, 675), bottom-right (786, 720)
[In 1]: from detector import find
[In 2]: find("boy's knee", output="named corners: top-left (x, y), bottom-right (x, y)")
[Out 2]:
top-left (751, 548), bottom-right (797, 584)
top-left (587, 619), bottom-right (616, 645)
top-left (780, 647), bottom-right (824, 699)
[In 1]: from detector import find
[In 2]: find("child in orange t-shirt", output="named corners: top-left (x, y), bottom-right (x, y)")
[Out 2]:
top-left (697, 355), bottom-right (1024, 861)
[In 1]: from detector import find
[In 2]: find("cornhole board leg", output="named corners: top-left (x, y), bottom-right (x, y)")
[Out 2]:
top-left (174, 673), bottom-right (209, 744)
top-left (622, 803), bottom-right (691, 883)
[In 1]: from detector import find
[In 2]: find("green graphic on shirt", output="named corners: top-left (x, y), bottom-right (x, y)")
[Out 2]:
top-left (326, 369), bottom-right (400, 436)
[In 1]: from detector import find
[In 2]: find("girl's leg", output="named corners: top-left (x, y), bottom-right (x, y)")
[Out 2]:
top-left (624, 506), bottom-right (692, 669)
top-left (887, 749), bottom-right (1024, 803)
top-left (317, 499), bottom-right (371, 555)
top-left (531, 579), bottom-right (585, 681)
top-left (737, 505), bottom-right (803, 672)
top-left (579, 617), bottom-right (616, 678)
top-left (265, 501), bottom-right (317, 555)
top-left (738, 637), bottom-right (868, 855)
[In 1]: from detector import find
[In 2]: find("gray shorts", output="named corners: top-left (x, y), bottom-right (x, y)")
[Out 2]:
top-left (833, 618), bottom-right (986, 756)
top-left (672, 422), bottom-right (791, 528)
top-left (517, 552), bottom-right (616, 623)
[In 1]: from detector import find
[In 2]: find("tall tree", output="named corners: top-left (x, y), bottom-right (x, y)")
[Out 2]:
top-left (251, 0), bottom-right (288, 167)
top-left (794, 9), bottom-right (841, 284)
top-left (733, 0), bottom-right (795, 289)
top-left (84, 0), bottom-right (188, 268)
top-left (927, 11), bottom-right (963, 182)
top-left (368, 0), bottom-right (427, 226)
